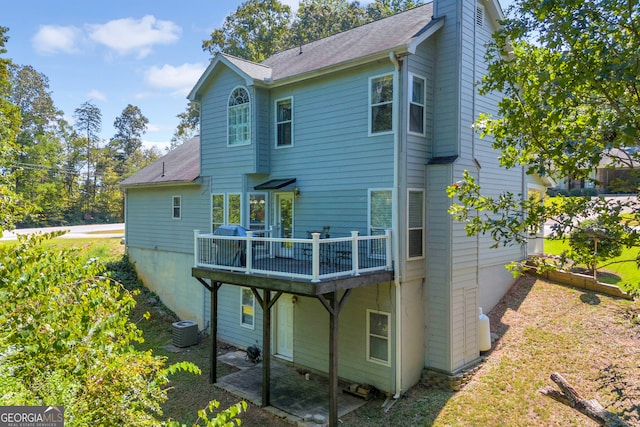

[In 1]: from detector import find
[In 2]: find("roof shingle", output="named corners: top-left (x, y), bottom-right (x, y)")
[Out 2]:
top-left (120, 136), bottom-right (200, 187)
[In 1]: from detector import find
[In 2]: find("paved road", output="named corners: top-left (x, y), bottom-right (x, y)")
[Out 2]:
top-left (1, 223), bottom-right (125, 241)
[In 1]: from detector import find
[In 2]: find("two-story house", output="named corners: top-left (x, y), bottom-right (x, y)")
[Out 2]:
top-left (121, 0), bottom-right (544, 424)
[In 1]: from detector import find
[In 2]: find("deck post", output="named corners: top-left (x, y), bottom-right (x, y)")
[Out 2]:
top-left (311, 232), bottom-right (321, 282)
top-left (194, 230), bottom-right (199, 267)
top-left (385, 229), bottom-right (393, 270)
top-left (329, 291), bottom-right (339, 427)
top-left (245, 231), bottom-right (253, 273)
top-left (210, 281), bottom-right (218, 383)
top-left (318, 289), bottom-right (352, 427)
top-left (262, 289), bottom-right (271, 407)
top-left (350, 231), bottom-right (360, 275)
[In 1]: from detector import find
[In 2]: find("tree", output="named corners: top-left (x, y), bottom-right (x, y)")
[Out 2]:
top-left (170, 101), bottom-right (200, 149)
top-left (111, 104), bottom-right (148, 161)
top-left (365, 0), bottom-right (424, 21)
top-left (7, 64), bottom-right (70, 226)
top-left (0, 27), bottom-right (25, 233)
top-left (447, 0), bottom-right (640, 292)
top-left (287, 0), bottom-right (366, 46)
top-left (74, 101), bottom-right (102, 220)
top-left (201, 0), bottom-right (291, 62)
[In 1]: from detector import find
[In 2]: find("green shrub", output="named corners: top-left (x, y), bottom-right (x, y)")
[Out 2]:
top-left (0, 233), bottom-right (199, 426)
top-left (569, 218), bottom-right (624, 273)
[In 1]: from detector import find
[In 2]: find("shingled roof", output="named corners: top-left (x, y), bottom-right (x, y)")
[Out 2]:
top-left (262, 2), bottom-right (436, 81)
top-left (120, 136), bottom-right (200, 187)
top-left (189, 3), bottom-right (440, 99)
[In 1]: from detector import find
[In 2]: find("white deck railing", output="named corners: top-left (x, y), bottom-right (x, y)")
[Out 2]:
top-left (194, 229), bottom-right (392, 283)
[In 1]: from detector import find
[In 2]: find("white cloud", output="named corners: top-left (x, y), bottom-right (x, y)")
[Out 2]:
top-left (32, 25), bottom-right (81, 55)
top-left (144, 63), bottom-right (206, 96)
top-left (87, 15), bottom-right (181, 58)
top-left (86, 90), bottom-right (107, 102)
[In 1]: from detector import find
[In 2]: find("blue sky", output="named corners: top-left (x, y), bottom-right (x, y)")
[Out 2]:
top-left (3, 0), bottom-right (303, 151)
top-left (3, 0), bottom-right (513, 152)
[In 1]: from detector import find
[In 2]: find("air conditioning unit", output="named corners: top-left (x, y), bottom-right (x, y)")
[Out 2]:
top-left (172, 320), bottom-right (198, 347)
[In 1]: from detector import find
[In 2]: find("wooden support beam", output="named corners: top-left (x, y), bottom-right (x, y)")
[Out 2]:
top-left (251, 288), bottom-right (282, 408)
top-left (262, 290), bottom-right (271, 407)
top-left (210, 281), bottom-right (222, 384)
top-left (194, 278), bottom-right (222, 384)
top-left (318, 289), bottom-right (352, 427)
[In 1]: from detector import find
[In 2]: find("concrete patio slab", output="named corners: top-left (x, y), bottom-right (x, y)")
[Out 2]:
top-left (216, 351), bottom-right (369, 425)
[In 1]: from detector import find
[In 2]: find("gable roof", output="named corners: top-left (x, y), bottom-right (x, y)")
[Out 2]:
top-left (120, 136), bottom-right (200, 188)
top-left (262, 2), bottom-right (437, 81)
top-left (189, 3), bottom-right (442, 99)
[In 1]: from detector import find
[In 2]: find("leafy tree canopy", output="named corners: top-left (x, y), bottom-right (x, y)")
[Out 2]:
top-left (0, 26), bottom-right (25, 232)
top-left (202, 0), bottom-right (292, 62)
top-left (448, 0), bottom-right (640, 292)
top-left (111, 103), bottom-right (149, 159)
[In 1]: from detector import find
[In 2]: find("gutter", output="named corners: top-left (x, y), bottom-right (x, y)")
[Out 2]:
top-left (389, 51), bottom-right (403, 399)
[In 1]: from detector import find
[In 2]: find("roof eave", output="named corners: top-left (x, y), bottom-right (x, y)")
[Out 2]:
top-left (262, 48), bottom-right (410, 88)
top-left (407, 17), bottom-right (445, 54)
top-left (188, 54), bottom-right (264, 100)
top-left (120, 179), bottom-right (201, 190)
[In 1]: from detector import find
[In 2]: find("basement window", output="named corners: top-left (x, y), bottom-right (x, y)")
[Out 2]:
top-left (367, 310), bottom-right (390, 366)
top-left (241, 288), bottom-right (255, 329)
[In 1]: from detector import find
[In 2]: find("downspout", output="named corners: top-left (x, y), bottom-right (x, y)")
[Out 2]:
top-left (389, 51), bottom-right (403, 399)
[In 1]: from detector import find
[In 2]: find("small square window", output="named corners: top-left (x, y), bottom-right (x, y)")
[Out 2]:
top-left (172, 196), bottom-right (181, 220)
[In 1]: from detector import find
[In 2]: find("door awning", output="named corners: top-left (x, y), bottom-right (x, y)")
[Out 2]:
top-left (254, 178), bottom-right (296, 190)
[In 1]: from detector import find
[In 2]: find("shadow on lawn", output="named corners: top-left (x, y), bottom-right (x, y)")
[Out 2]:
top-left (484, 273), bottom-right (537, 353)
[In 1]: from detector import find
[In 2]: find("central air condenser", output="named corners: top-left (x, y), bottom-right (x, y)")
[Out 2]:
top-left (172, 320), bottom-right (198, 347)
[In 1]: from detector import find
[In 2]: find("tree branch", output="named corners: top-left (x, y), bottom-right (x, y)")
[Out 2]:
top-left (540, 373), bottom-right (629, 427)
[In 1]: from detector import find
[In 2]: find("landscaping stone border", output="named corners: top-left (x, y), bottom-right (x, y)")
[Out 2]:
top-left (526, 265), bottom-right (633, 300)
top-left (422, 362), bottom-right (484, 392)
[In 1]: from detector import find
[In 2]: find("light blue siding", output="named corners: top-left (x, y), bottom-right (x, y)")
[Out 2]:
top-left (125, 183), bottom-right (210, 253)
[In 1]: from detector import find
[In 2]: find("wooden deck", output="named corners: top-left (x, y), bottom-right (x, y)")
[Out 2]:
top-left (193, 230), bottom-right (393, 288)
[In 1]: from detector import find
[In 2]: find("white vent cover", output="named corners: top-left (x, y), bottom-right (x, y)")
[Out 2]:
top-left (172, 320), bottom-right (198, 347)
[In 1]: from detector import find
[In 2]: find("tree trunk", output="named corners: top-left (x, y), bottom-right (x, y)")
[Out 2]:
top-left (539, 373), bottom-right (628, 427)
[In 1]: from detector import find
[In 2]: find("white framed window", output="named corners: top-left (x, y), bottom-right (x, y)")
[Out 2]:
top-left (408, 74), bottom-right (426, 136)
top-left (275, 97), bottom-right (293, 148)
top-left (249, 193), bottom-right (267, 231)
top-left (172, 195), bottom-right (181, 220)
top-left (369, 74), bottom-right (394, 135)
top-left (228, 193), bottom-right (241, 225)
top-left (211, 193), bottom-right (243, 232)
top-left (228, 86), bottom-right (251, 146)
top-left (212, 194), bottom-right (224, 232)
top-left (369, 189), bottom-right (392, 257)
top-left (366, 309), bottom-right (390, 366)
top-left (408, 189), bottom-right (424, 259)
top-left (241, 288), bottom-right (255, 329)
top-left (369, 189), bottom-right (392, 236)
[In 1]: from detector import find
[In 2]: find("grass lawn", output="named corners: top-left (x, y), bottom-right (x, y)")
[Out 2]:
top-left (544, 238), bottom-right (640, 288)
top-left (8, 237), bottom-right (639, 426)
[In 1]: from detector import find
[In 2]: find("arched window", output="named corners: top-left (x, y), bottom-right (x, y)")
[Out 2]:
top-left (228, 87), bottom-right (251, 146)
